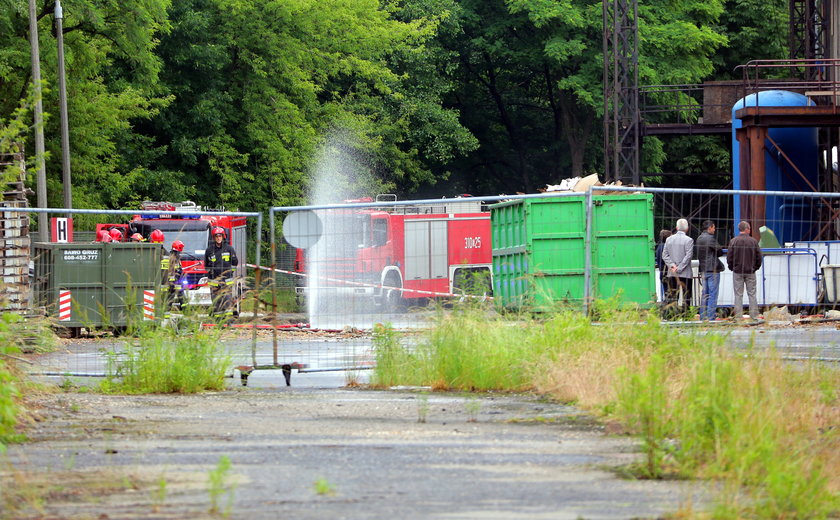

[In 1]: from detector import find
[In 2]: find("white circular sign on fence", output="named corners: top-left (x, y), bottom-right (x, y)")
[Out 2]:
top-left (282, 211), bottom-right (323, 249)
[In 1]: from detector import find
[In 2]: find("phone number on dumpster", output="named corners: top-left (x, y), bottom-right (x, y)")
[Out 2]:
top-left (63, 249), bottom-right (99, 261)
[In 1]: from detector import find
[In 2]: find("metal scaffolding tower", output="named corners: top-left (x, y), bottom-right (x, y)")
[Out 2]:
top-left (602, 0), bottom-right (640, 185)
top-left (790, 0), bottom-right (830, 79)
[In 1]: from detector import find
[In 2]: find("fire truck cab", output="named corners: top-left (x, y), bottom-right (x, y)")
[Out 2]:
top-left (128, 201), bottom-right (247, 308)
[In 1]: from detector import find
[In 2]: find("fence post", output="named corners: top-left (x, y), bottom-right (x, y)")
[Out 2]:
top-left (251, 212), bottom-right (263, 367)
top-left (269, 208), bottom-right (278, 367)
top-left (584, 187), bottom-right (595, 315)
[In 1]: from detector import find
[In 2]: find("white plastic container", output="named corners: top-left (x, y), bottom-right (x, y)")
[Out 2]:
top-left (822, 265), bottom-right (840, 303)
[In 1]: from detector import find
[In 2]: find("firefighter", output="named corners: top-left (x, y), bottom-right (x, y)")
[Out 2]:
top-left (109, 228), bottom-right (124, 242)
top-left (165, 240), bottom-right (185, 318)
top-left (129, 233), bottom-right (145, 242)
top-left (151, 229), bottom-right (167, 282)
top-left (150, 229), bottom-right (170, 317)
top-left (204, 226), bottom-right (239, 319)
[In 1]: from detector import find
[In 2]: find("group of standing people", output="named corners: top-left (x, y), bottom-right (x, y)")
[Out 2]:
top-left (95, 226), bottom-right (239, 320)
top-left (655, 219), bottom-right (763, 321)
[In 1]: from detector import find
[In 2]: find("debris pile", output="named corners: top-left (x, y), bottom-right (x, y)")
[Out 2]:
top-left (539, 173), bottom-right (643, 195)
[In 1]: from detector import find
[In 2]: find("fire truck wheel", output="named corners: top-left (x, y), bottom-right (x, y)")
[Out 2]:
top-left (233, 284), bottom-right (242, 317)
top-left (383, 276), bottom-right (405, 313)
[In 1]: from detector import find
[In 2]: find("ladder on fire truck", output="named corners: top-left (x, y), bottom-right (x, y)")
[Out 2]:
top-left (140, 200), bottom-right (203, 212)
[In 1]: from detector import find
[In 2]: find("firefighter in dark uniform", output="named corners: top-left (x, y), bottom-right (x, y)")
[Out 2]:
top-left (204, 227), bottom-right (238, 319)
top-left (165, 240), bottom-right (185, 318)
top-left (150, 229), bottom-right (170, 318)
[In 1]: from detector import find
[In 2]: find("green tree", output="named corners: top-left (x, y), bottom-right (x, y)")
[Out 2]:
top-left (144, 0), bottom-right (476, 209)
top-left (0, 0), bottom-right (171, 214)
top-left (656, 0), bottom-right (789, 187)
top-left (712, 0), bottom-right (788, 79)
top-left (437, 0), bottom-right (726, 193)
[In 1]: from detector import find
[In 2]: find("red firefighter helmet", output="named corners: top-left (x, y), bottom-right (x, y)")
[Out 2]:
top-left (130, 233), bottom-right (144, 242)
top-left (171, 240), bottom-right (185, 252)
top-left (150, 229), bottom-right (165, 243)
top-left (212, 227), bottom-right (226, 238)
top-left (98, 230), bottom-right (112, 243)
top-left (109, 228), bottom-right (123, 241)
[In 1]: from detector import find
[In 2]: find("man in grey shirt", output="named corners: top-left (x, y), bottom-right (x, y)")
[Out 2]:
top-left (662, 218), bottom-right (694, 319)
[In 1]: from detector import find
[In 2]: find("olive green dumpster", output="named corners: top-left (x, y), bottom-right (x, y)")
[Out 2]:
top-left (33, 242), bottom-right (163, 332)
top-left (491, 193), bottom-right (655, 310)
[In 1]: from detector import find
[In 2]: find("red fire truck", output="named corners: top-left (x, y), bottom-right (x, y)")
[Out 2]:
top-left (297, 196), bottom-right (492, 309)
top-left (98, 201), bottom-right (247, 307)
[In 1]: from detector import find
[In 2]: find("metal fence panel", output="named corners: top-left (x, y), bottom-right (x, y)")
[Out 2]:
top-left (269, 193), bottom-right (590, 372)
top-left (12, 207), bottom-right (263, 379)
top-left (17, 185), bottom-right (840, 381)
top-left (591, 185), bottom-right (840, 315)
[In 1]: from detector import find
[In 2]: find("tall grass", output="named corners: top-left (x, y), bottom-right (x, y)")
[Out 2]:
top-left (372, 307), bottom-right (543, 390)
top-left (373, 304), bottom-right (840, 519)
top-left (101, 326), bottom-right (231, 394)
top-left (0, 313), bottom-right (55, 449)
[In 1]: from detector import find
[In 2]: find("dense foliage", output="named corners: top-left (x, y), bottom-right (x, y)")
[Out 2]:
top-left (1, 0), bottom-right (788, 210)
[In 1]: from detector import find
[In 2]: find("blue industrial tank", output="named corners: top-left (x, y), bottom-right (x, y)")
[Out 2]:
top-left (731, 90), bottom-right (819, 243)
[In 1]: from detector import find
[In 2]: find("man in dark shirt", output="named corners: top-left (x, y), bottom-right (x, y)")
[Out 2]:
top-left (695, 220), bottom-right (725, 321)
top-left (654, 229), bottom-right (671, 302)
top-left (726, 221), bottom-right (763, 320)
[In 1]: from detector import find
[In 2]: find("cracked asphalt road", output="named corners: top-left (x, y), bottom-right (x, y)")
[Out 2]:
top-left (2, 386), bottom-right (707, 520)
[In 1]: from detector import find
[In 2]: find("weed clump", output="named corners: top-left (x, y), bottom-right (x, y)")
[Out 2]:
top-left (208, 455), bottom-right (236, 516)
top-left (372, 307), bottom-right (542, 391)
top-left (313, 478), bottom-right (336, 496)
top-left (101, 327), bottom-right (230, 394)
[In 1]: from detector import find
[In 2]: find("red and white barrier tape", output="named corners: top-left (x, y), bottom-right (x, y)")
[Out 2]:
top-left (245, 263), bottom-right (493, 300)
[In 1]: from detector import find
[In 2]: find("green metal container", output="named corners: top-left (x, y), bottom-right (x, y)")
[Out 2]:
top-left (33, 242), bottom-right (163, 330)
top-left (491, 193), bottom-right (655, 310)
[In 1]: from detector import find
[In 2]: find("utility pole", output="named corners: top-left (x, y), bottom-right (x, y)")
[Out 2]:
top-left (28, 0), bottom-right (48, 234)
top-left (55, 0), bottom-right (72, 209)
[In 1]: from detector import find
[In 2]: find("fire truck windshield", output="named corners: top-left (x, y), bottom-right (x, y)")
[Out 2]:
top-left (130, 220), bottom-right (210, 258)
top-left (163, 231), bottom-right (208, 258)
top-left (322, 214), bottom-right (369, 256)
